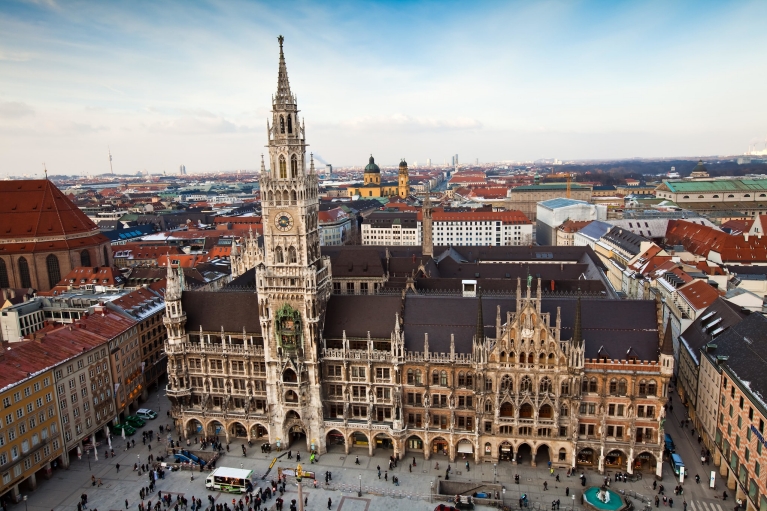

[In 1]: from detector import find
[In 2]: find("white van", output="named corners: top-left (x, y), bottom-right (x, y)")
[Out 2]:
top-left (205, 467), bottom-right (255, 494)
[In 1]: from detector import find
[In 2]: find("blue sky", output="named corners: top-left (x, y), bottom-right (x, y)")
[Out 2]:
top-left (0, 0), bottom-right (766, 176)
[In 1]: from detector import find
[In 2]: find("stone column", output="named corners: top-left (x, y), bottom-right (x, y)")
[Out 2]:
top-left (655, 456), bottom-right (663, 479)
top-left (627, 448), bottom-right (634, 475)
top-left (727, 469), bottom-right (737, 490)
top-left (27, 472), bottom-right (37, 490)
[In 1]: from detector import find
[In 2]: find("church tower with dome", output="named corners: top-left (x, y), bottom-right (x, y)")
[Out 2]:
top-left (347, 155), bottom-right (401, 197)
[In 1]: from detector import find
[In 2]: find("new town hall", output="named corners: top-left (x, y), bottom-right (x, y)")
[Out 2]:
top-left (164, 37), bottom-right (673, 477)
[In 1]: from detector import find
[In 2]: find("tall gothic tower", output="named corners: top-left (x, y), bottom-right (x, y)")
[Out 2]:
top-left (257, 36), bottom-right (332, 452)
top-left (398, 159), bottom-right (409, 199)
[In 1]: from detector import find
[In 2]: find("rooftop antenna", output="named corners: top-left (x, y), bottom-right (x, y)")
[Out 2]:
top-left (108, 146), bottom-right (114, 174)
top-left (43, 162), bottom-right (47, 180)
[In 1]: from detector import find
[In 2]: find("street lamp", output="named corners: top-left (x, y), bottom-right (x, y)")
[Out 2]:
top-left (23, 495), bottom-right (27, 511)
top-left (358, 474), bottom-right (362, 497)
top-left (431, 481), bottom-right (434, 503)
top-left (494, 463), bottom-right (497, 484)
top-left (137, 454), bottom-right (141, 473)
top-left (87, 448), bottom-right (91, 471)
top-left (502, 488), bottom-right (506, 507)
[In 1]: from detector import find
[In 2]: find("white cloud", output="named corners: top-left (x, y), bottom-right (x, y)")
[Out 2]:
top-left (0, 101), bottom-right (35, 118)
top-left (332, 114), bottom-right (482, 132)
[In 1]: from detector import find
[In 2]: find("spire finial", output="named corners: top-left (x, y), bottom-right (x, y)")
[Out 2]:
top-left (275, 35), bottom-right (292, 103)
top-left (278, 35), bottom-right (284, 50)
top-left (260, 153), bottom-right (266, 173)
top-left (310, 153), bottom-right (315, 173)
top-left (43, 163), bottom-right (47, 180)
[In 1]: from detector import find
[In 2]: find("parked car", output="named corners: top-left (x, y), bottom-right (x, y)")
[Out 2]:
top-left (136, 408), bottom-right (158, 420)
top-left (110, 423), bottom-right (136, 436)
top-left (125, 415), bottom-right (146, 428)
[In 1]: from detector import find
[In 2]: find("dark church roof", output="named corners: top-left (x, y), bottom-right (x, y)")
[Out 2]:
top-left (324, 294), bottom-right (659, 361)
top-left (182, 290), bottom-right (262, 334)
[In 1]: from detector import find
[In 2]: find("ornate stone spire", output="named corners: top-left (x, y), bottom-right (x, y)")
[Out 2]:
top-left (475, 288), bottom-right (484, 344)
top-left (661, 318), bottom-right (674, 355)
top-left (573, 295), bottom-right (583, 347)
top-left (275, 35), bottom-right (293, 105)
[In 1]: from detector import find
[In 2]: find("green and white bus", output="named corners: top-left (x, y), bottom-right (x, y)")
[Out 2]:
top-left (205, 467), bottom-right (255, 494)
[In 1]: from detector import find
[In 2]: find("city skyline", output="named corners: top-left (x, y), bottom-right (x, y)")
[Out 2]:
top-left (1, 0), bottom-right (766, 176)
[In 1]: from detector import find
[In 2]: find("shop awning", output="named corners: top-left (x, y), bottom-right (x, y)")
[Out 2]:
top-left (457, 442), bottom-right (474, 453)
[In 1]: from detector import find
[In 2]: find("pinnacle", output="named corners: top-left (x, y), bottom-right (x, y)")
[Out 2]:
top-left (275, 35), bottom-right (293, 105)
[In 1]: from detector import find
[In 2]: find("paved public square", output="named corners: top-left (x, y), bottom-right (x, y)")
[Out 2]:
top-left (14, 384), bottom-right (730, 511)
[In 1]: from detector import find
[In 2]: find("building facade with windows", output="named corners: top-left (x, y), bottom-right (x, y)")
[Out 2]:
top-left (0, 347), bottom-right (63, 503)
top-left (164, 37), bottom-right (672, 477)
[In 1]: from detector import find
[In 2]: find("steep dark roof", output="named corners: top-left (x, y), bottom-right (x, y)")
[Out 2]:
top-left (661, 319), bottom-right (674, 355)
top-left (182, 291), bottom-right (262, 334)
top-left (602, 226), bottom-right (647, 255)
top-left (324, 295), bottom-right (402, 339)
top-left (679, 297), bottom-right (748, 364)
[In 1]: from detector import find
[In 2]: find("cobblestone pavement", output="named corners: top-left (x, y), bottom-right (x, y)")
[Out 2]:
top-left (15, 386), bottom-right (728, 511)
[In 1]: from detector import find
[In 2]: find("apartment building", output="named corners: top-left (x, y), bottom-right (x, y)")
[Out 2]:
top-left (432, 209), bottom-right (532, 246)
top-left (361, 212), bottom-right (420, 246)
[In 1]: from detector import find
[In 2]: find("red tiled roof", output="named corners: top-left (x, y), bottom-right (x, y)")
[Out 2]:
top-left (677, 280), bottom-right (720, 311)
top-left (666, 220), bottom-right (767, 263)
top-left (431, 209), bottom-right (531, 224)
top-left (558, 220), bottom-right (592, 233)
top-left (0, 180), bottom-right (101, 240)
top-left (720, 219), bottom-right (753, 234)
top-left (318, 208), bottom-right (350, 223)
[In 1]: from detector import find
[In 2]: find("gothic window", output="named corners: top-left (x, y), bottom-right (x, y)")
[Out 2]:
top-left (589, 378), bottom-right (597, 393)
top-left (519, 352), bottom-right (526, 364)
top-left (500, 351), bottom-right (505, 362)
top-left (508, 351), bottom-right (515, 363)
top-left (279, 156), bottom-right (287, 179)
top-left (18, 257), bottom-right (31, 289)
top-left (440, 371), bottom-right (447, 386)
top-left (283, 369), bottom-right (297, 383)
top-left (500, 402), bottom-right (514, 417)
top-left (639, 380), bottom-right (646, 395)
top-left (268, 191), bottom-right (274, 203)
top-left (485, 378), bottom-right (492, 391)
top-left (581, 379), bottom-right (588, 393)
top-left (500, 375), bottom-right (513, 392)
top-left (46, 254), bottom-right (61, 289)
top-left (539, 353), bottom-right (545, 365)
top-left (0, 259), bottom-right (8, 288)
top-left (519, 403), bottom-right (533, 418)
top-left (484, 400), bottom-right (493, 413)
top-left (283, 190), bottom-right (289, 203)
top-left (288, 247), bottom-right (297, 264)
top-left (285, 390), bottom-right (298, 402)
top-left (275, 247), bottom-right (284, 263)
top-left (414, 370), bottom-right (422, 385)
top-left (466, 373), bottom-right (473, 387)
top-left (539, 377), bottom-right (552, 393)
top-left (103, 246), bottom-right (109, 266)
top-left (407, 369), bottom-right (414, 385)
top-left (618, 379), bottom-right (627, 395)
top-left (560, 406), bottom-right (568, 417)
top-left (609, 379), bottom-right (617, 394)
top-left (548, 353), bottom-right (555, 368)
top-left (647, 380), bottom-right (657, 396)
top-left (291, 190), bottom-right (297, 203)
top-left (432, 371), bottom-right (439, 385)
top-left (539, 404), bottom-right (553, 418)
top-left (290, 155), bottom-right (298, 178)
top-left (521, 376), bottom-right (532, 393)
top-left (280, 116), bottom-right (285, 134)
top-left (458, 372), bottom-right (465, 386)
top-left (561, 381), bottom-right (570, 395)
top-left (80, 250), bottom-right (91, 267)
top-left (287, 115), bottom-right (292, 134)
top-left (527, 353), bottom-right (534, 364)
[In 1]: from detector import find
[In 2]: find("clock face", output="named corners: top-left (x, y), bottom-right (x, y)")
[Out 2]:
top-left (275, 212), bottom-right (294, 232)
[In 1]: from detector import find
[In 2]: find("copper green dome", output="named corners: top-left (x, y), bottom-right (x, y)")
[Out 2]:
top-left (364, 155), bottom-right (380, 174)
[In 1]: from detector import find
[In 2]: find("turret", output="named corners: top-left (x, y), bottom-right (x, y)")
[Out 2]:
top-left (422, 190), bottom-right (433, 257)
top-left (660, 319), bottom-right (675, 375)
top-left (570, 296), bottom-right (585, 369)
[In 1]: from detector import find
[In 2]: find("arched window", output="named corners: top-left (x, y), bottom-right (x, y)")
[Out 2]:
top-left (539, 404), bottom-right (553, 418)
top-left (414, 370), bottom-right (422, 385)
top-left (80, 250), bottom-right (91, 267)
top-left (527, 353), bottom-right (533, 364)
top-left (519, 403), bottom-right (533, 418)
top-left (283, 190), bottom-right (289, 203)
top-left (638, 380), bottom-right (647, 395)
top-left (521, 376), bottom-right (532, 393)
top-left (500, 375), bottom-right (513, 392)
top-left (458, 372), bottom-right (465, 386)
top-left (103, 245), bottom-right (109, 266)
top-left (484, 401), bottom-right (493, 413)
top-left (519, 352), bottom-right (526, 363)
top-left (647, 380), bottom-right (657, 396)
top-left (589, 378), bottom-right (597, 393)
top-left (539, 377), bottom-right (552, 393)
top-left (46, 254), bottom-right (60, 289)
top-left (440, 370), bottom-right (447, 386)
top-left (560, 406), bottom-right (568, 417)
top-left (283, 369), bottom-right (297, 382)
top-left (500, 402), bottom-right (514, 417)
top-left (432, 371), bottom-right (439, 385)
top-left (745, 194), bottom-right (751, 197)
top-left (275, 247), bottom-right (284, 263)
top-left (268, 191), bottom-right (274, 203)
top-left (291, 190), bottom-right (297, 203)
top-left (287, 115), bottom-right (292, 134)
top-left (407, 369), bottom-right (414, 385)
top-left (0, 259), bottom-right (8, 288)
top-left (618, 379), bottom-right (627, 395)
top-left (561, 381), bottom-right (570, 395)
top-left (290, 155), bottom-right (298, 178)
top-left (712, 195), bottom-right (719, 198)
top-left (18, 257), bottom-right (31, 289)
top-left (279, 156), bottom-right (287, 179)
top-left (285, 390), bottom-right (298, 402)
top-left (288, 246), bottom-right (297, 264)
top-left (698, 195), bottom-right (704, 199)
top-left (466, 372), bottom-right (473, 387)
top-left (280, 116), bottom-right (285, 134)
top-left (728, 194), bottom-right (735, 198)
top-left (609, 379), bottom-right (617, 394)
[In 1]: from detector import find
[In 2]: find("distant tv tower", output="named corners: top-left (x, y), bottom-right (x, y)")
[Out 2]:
top-left (108, 146), bottom-right (114, 174)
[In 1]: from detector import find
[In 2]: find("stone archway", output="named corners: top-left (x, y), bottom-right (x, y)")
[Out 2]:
top-left (535, 444), bottom-right (551, 466)
top-left (634, 451), bottom-right (658, 473)
top-left (207, 420), bottom-right (225, 438)
top-left (431, 437), bottom-right (449, 458)
top-left (283, 418), bottom-right (307, 450)
top-left (516, 443), bottom-right (533, 465)
top-left (326, 429), bottom-right (345, 453)
top-left (349, 431), bottom-right (369, 451)
top-left (406, 435), bottom-right (424, 454)
top-left (250, 423), bottom-right (269, 441)
top-left (456, 439), bottom-right (474, 460)
top-left (228, 421), bottom-right (247, 438)
top-left (605, 449), bottom-right (628, 470)
top-left (499, 441), bottom-right (513, 461)
top-left (373, 432), bottom-right (394, 452)
top-left (577, 447), bottom-right (596, 466)
top-left (185, 418), bottom-right (203, 438)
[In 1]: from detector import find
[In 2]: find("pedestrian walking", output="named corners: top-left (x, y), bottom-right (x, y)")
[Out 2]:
top-left (543, 482), bottom-right (548, 491)
top-left (117, 463), bottom-right (121, 473)
top-left (327, 498), bottom-right (332, 510)
top-left (126, 502), bottom-right (129, 510)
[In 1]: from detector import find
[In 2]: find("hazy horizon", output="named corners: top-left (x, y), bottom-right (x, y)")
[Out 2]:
top-left (1, 0), bottom-right (766, 177)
